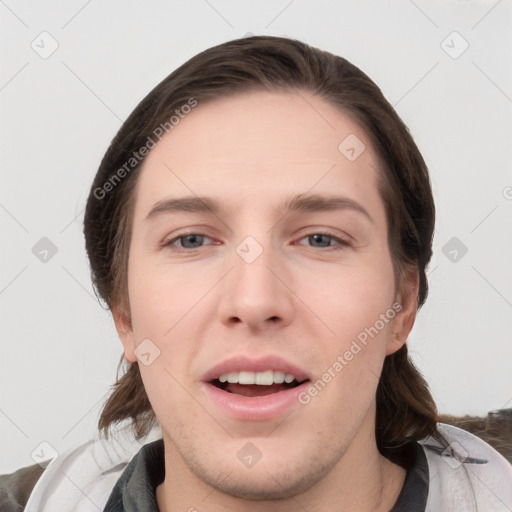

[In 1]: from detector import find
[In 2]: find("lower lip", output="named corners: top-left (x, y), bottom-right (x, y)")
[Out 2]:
top-left (201, 381), bottom-right (310, 421)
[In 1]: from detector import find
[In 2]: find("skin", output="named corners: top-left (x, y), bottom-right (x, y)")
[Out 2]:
top-left (114, 90), bottom-right (419, 512)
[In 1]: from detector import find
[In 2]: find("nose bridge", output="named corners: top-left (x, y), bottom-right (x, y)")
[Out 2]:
top-left (236, 236), bottom-right (276, 291)
top-left (233, 233), bottom-right (282, 300)
top-left (217, 233), bottom-right (295, 328)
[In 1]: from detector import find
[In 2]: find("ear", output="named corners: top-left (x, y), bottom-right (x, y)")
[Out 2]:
top-left (386, 267), bottom-right (419, 355)
top-left (112, 303), bottom-right (137, 363)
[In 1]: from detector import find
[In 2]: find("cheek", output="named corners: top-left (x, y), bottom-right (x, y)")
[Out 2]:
top-left (300, 259), bottom-right (396, 413)
top-left (127, 256), bottom-right (206, 337)
top-left (298, 257), bottom-right (396, 345)
top-left (125, 255), bottom-right (218, 385)
top-left (137, 361), bottom-right (202, 434)
top-left (128, 260), bottom-right (206, 418)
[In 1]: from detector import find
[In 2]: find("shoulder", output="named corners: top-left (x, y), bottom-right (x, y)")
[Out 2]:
top-left (4, 422), bottom-right (162, 512)
top-left (420, 423), bottom-right (512, 511)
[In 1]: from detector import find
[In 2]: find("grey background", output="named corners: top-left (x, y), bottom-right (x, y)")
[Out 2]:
top-left (1, 0), bottom-right (511, 473)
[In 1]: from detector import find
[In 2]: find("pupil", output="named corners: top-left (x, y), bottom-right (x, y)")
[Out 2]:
top-left (182, 234), bottom-right (204, 248)
top-left (309, 234), bottom-right (331, 247)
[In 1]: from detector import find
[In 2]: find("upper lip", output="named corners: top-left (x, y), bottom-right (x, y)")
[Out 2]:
top-left (202, 355), bottom-right (311, 383)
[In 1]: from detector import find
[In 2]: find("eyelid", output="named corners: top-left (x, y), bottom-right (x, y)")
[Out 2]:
top-left (296, 233), bottom-right (351, 248)
top-left (160, 230), bottom-right (217, 249)
top-left (293, 223), bottom-right (353, 238)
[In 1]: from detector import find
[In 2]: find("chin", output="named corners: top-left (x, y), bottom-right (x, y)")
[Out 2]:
top-left (183, 442), bottom-right (341, 501)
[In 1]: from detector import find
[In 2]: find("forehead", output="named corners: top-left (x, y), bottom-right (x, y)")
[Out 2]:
top-left (133, 90), bottom-right (383, 218)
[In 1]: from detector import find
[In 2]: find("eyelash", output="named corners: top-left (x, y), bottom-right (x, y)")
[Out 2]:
top-left (161, 231), bottom-right (351, 252)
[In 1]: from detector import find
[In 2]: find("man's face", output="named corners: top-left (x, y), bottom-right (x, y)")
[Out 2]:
top-left (115, 91), bottom-right (414, 499)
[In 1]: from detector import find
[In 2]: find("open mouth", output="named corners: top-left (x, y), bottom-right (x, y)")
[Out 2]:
top-left (202, 364), bottom-right (311, 420)
top-left (209, 370), bottom-right (309, 398)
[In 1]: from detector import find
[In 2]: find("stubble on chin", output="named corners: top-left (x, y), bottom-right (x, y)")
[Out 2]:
top-left (171, 434), bottom-right (347, 502)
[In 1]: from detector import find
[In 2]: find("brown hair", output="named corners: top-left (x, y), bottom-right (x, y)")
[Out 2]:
top-left (84, 35), bottom-right (440, 453)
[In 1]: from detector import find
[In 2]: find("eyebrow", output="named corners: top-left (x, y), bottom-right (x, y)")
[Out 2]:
top-left (283, 193), bottom-right (373, 223)
top-left (145, 196), bottom-right (219, 220)
top-left (145, 193), bottom-right (373, 223)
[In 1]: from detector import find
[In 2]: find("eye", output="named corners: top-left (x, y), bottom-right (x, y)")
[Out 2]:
top-left (163, 233), bottom-right (213, 250)
top-left (298, 233), bottom-right (350, 249)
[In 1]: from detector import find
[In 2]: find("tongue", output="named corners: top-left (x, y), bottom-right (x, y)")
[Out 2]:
top-left (225, 383), bottom-right (289, 397)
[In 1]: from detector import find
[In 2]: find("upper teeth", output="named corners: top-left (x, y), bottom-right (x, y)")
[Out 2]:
top-left (218, 370), bottom-right (296, 385)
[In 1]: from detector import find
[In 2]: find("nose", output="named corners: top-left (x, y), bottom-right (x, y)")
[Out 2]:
top-left (217, 239), bottom-right (295, 333)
